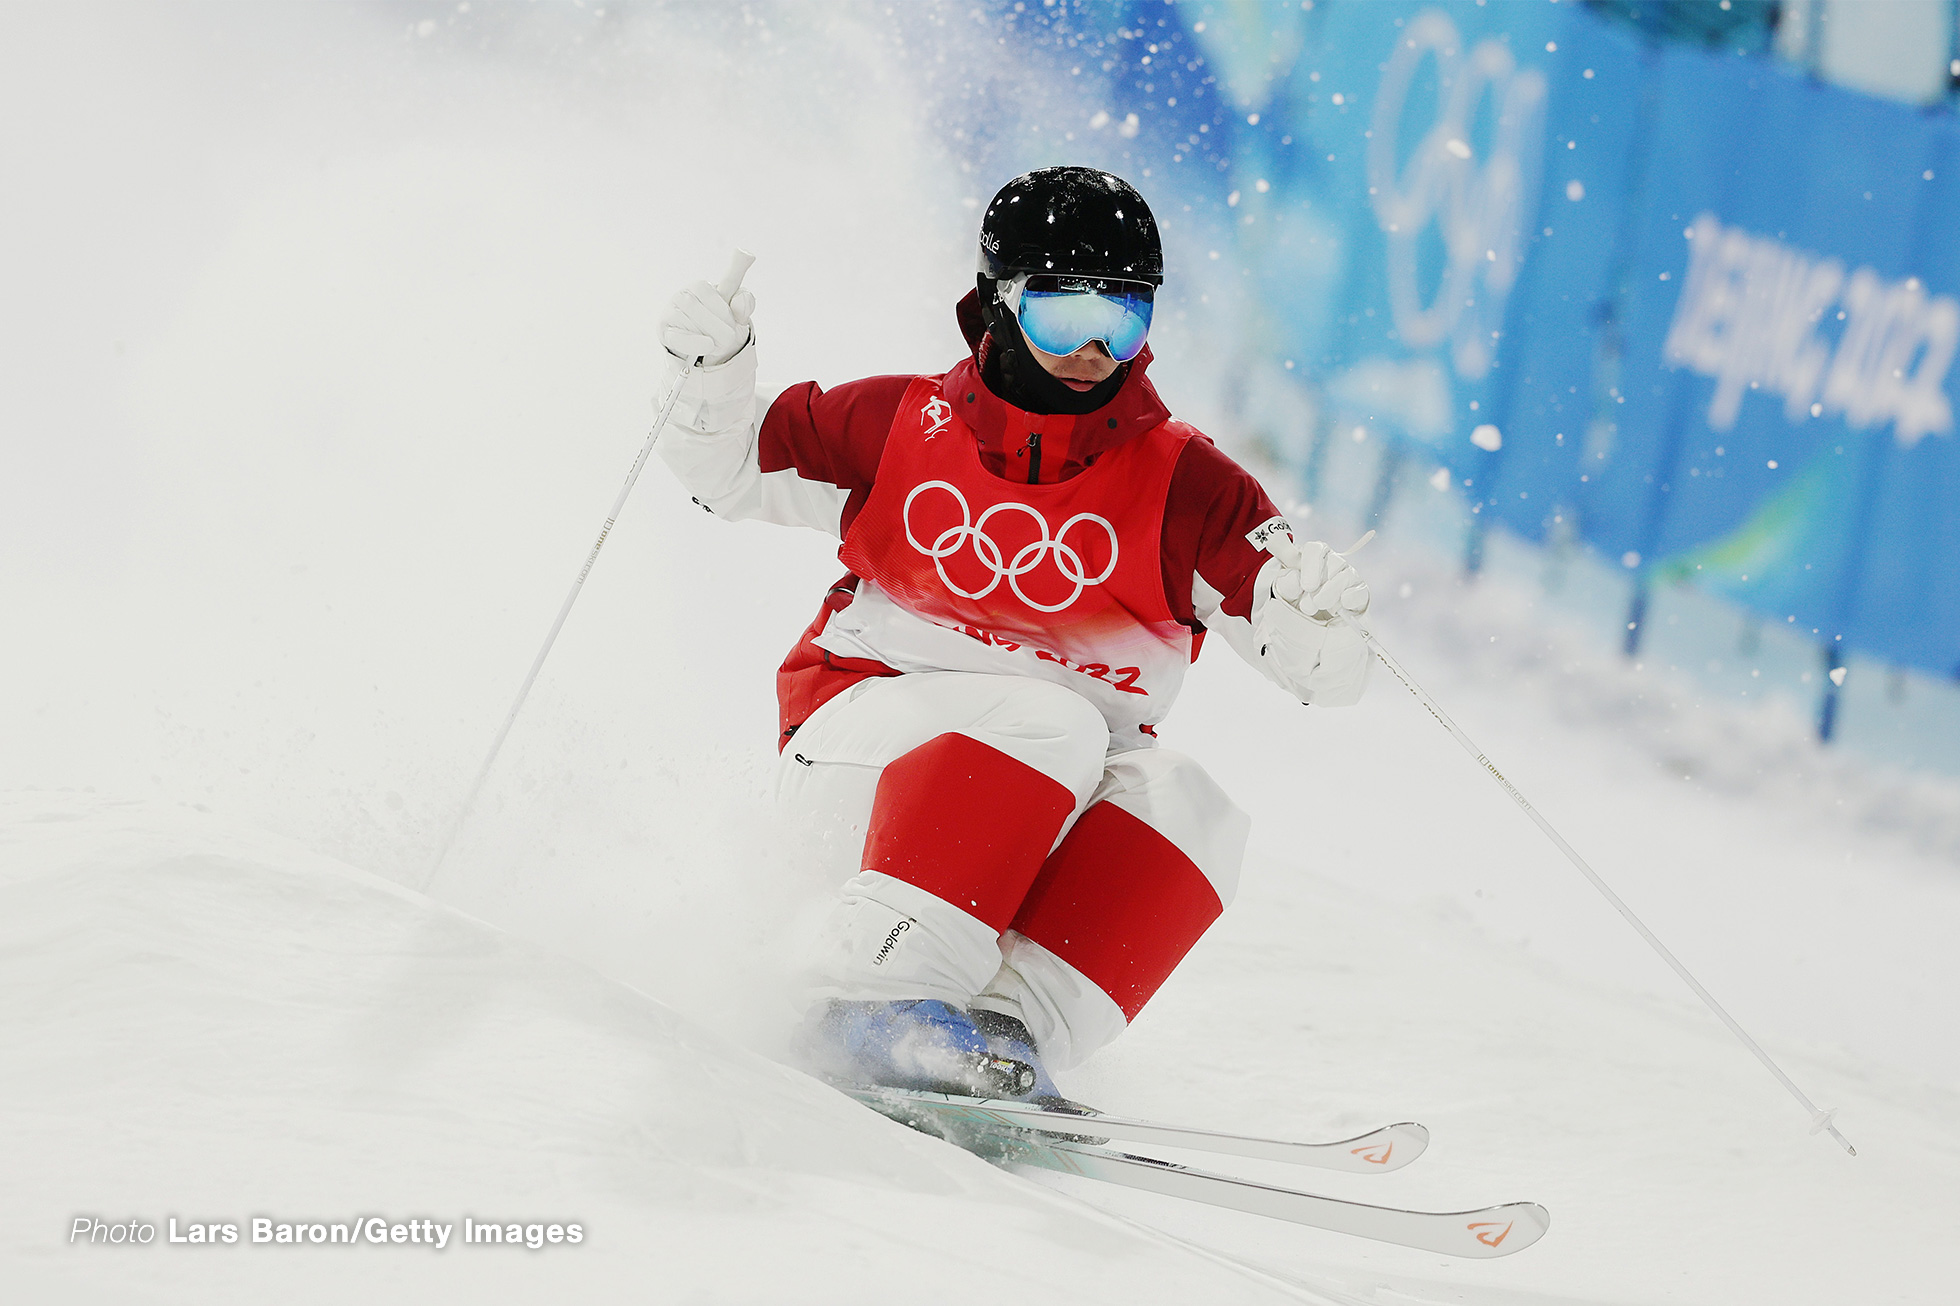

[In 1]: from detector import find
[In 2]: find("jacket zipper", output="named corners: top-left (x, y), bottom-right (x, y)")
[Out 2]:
top-left (1026, 429), bottom-right (1043, 483)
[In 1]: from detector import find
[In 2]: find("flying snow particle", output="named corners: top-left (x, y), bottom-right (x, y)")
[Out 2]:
top-left (1830, 667), bottom-right (1848, 686)
top-left (1429, 466), bottom-right (1452, 491)
top-left (1089, 110), bottom-right (1111, 130)
top-left (1621, 551), bottom-right (1641, 569)
top-left (1119, 114), bottom-right (1140, 139)
top-left (1470, 424), bottom-right (1502, 451)
top-left (1566, 180), bottom-right (1584, 202)
top-left (1445, 138), bottom-right (1471, 160)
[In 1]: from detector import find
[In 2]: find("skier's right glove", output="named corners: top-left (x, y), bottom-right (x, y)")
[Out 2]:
top-left (653, 273), bottom-right (761, 513)
top-left (659, 278), bottom-right (756, 367)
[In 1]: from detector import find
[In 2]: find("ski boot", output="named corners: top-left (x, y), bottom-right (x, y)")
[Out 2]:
top-left (798, 999), bottom-right (1038, 1098)
top-left (967, 1008), bottom-right (1106, 1141)
top-left (970, 1008), bottom-right (1104, 1111)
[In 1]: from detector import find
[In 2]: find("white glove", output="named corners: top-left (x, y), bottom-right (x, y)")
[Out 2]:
top-left (1248, 532), bottom-right (1372, 706)
top-left (1265, 534), bottom-right (1369, 621)
top-left (660, 278), bottom-right (755, 367)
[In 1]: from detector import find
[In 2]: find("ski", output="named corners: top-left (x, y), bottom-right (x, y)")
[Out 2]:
top-left (1000, 1134), bottom-right (1549, 1259)
top-left (845, 1085), bottom-right (1428, 1173)
top-left (844, 1086), bottom-right (1546, 1258)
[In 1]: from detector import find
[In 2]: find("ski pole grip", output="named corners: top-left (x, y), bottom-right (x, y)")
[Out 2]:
top-left (717, 248), bottom-right (757, 300)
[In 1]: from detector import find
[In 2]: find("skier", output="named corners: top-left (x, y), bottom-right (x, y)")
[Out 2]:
top-left (655, 167), bottom-right (1372, 1103)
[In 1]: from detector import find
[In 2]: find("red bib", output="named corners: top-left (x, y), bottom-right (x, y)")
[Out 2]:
top-left (833, 375), bottom-right (1195, 732)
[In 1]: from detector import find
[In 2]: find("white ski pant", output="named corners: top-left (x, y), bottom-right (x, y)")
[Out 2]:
top-left (776, 671), bottom-right (1249, 1069)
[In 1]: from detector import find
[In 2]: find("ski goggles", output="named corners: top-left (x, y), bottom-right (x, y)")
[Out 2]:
top-left (999, 273), bottom-right (1155, 363)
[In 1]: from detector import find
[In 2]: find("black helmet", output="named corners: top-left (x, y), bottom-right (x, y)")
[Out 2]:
top-left (978, 167), bottom-right (1163, 286)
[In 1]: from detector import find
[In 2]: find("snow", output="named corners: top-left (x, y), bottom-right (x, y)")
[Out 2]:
top-left (3, 4), bottom-right (1956, 1303)
top-left (0, 793), bottom-right (1307, 1305)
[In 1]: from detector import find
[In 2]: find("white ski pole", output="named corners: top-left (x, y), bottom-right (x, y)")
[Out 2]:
top-left (420, 248), bottom-right (757, 894)
top-left (1328, 536), bottom-right (1853, 1155)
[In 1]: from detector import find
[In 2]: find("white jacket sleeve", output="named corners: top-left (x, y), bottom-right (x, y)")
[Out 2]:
top-left (652, 344), bottom-right (858, 536)
top-left (653, 342), bottom-right (765, 516)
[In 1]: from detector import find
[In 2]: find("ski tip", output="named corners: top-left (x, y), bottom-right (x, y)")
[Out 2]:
top-left (1457, 1202), bottom-right (1550, 1258)
top-left (1335, 1122), bottom-right (1428, 1172)
top-left (1383, 1122), bottom-right (1429, 1169)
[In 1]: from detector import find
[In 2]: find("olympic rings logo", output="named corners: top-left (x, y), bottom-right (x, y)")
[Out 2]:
top-left (1366, 10), bottom-right (1546, 381)
top-left (902, 480), bottom-right (1118, 613)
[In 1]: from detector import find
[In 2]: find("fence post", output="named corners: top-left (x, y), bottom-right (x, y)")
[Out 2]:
top-left (1624, 581), bottom-right (1650, 657)
top-left (1818, 644), bottom-right (1845, 741)
top-left (1947, 0), bottom-right (1959, 100)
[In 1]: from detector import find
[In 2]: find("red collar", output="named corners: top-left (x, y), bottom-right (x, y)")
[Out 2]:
top-left (948, 290), bottom-right (1172, 485)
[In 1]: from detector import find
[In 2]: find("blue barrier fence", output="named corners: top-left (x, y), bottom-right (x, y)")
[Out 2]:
top-left (943, 0), bottom-right (1960, 707)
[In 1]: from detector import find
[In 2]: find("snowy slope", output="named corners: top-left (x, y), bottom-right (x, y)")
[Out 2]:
top-left (1055, 563), bottom-right (1960, 1303)
top-left (3, 5), bottom-right (1957, 1304)
top-left (0, 792), bottom-right (1312, 1305)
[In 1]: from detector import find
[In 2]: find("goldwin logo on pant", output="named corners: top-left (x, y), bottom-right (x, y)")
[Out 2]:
top-left (871, 919), bottom-right (912, 966)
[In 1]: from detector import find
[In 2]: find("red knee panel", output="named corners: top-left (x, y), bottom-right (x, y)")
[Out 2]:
top-left (863, 732), bottom-right (1078, 931)
top-left (1009, 801), bottom-right (1224, 1020)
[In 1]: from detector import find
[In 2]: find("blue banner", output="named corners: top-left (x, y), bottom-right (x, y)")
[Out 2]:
top-left (963, 1), bottom-right (1960, 681)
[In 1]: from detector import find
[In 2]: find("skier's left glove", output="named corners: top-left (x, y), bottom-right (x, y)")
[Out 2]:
top-left (1249, 534), bottom-right (1373, 706)
top-left (1266, 535), bottom-right (1369, 621)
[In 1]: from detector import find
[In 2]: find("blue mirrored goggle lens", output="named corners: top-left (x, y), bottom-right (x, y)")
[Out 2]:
top-left (1015, 286), bottom-right (1154, 363)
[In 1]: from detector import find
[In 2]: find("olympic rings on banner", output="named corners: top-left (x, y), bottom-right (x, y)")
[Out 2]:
top-left (1365, 10), bottom-right (1546, 381)
top-left (901, 480), bottom-right (1119, 613)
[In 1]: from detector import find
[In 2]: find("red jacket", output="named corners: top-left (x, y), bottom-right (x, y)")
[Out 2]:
top-left (760, 293), bottom-right (1286, 746)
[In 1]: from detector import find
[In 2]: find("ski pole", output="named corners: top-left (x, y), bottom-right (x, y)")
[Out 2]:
top-left (1333, 595), bottom-right (1855, 1156)
top-left (420, 248), bottom-right (756, 894)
